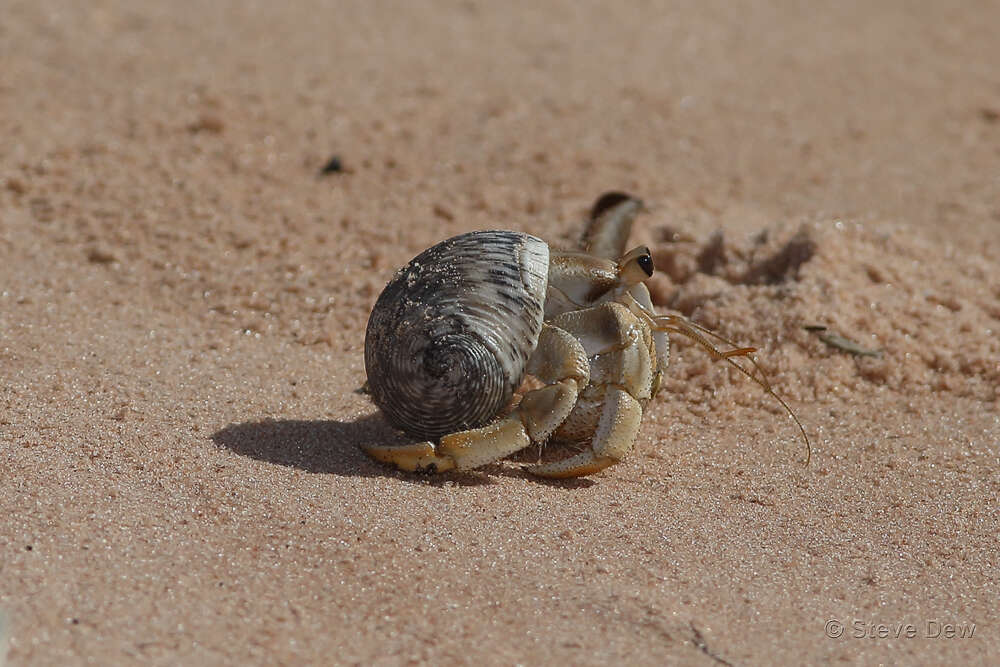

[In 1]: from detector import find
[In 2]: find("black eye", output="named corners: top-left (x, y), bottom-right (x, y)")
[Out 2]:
top-left (638, 252), bottom-right (653, 276)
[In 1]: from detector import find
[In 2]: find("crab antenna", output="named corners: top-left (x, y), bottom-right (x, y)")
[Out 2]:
top-left (624, 294), bottom-right (811, 465)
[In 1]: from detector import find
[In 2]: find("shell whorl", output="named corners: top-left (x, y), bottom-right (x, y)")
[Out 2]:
top-left (365, 231), bottom-right (550, 441)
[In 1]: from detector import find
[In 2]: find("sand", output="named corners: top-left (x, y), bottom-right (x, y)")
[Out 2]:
top-left (2, 1), bottom-right (998, 664)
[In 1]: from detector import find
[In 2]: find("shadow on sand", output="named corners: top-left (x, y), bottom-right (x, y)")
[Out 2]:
top-left (211, 414), bottom-right (595, 488)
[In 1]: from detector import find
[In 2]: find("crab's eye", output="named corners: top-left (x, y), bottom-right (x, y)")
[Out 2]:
top-left (619, 246), bottom-right (654, 285)
top-left (637, 251), bottom-right (654, 277)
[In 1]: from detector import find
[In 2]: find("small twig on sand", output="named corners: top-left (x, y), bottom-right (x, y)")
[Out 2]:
top-left (804, 325), bottom-right (882, 357)
top-left (690, 622), bottom-right (735, 667)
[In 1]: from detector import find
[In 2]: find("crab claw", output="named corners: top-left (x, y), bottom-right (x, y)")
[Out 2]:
top-left (362, 441), bottom-right (457, 473)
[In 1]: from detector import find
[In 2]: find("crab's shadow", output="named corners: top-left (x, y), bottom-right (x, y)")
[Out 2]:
top-left (211, 414), bottom-right (594, 488)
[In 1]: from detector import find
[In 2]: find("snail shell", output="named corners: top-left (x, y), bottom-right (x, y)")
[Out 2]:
top-left (365, 231), bottom-right (550, 440)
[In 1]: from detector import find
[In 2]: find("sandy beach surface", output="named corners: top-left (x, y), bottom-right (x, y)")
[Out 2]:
top-left (2, 1), bottom-right (998, 664)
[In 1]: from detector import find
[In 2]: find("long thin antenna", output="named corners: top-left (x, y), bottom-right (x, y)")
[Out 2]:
top-left (625, 294), bottom-right (811, 464)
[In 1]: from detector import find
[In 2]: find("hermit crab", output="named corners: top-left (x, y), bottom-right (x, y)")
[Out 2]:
top-left (363, 193), bottom-right (808, 478)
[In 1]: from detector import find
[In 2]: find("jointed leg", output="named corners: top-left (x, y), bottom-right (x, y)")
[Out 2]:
top-left (526, 302), bottom-right (653, 478)
top-left (627, 282), bottom-right (669, 397)
top-left (527, 387), bottom-right (643, 478)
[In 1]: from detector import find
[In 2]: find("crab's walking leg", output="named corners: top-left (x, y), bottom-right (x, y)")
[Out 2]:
top-left (627, 282), bottom-right (669, 397)
top-left (526, 301), bottom-right (654, 478)
top-left (361, 438), bottom-right (460, 473)
top-left (527, 386), bottom-right (643, 478)
top-left (362, 324), bottom-right (589, 473)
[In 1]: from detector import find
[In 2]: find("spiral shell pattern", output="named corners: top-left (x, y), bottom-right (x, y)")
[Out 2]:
top-left (365, 231), bottom-right (550, 441)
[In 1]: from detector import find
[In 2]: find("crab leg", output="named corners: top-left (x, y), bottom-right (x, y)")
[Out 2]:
top-left (626, 282), bottom-right (669, 396)
top-left (525, 301), bottom-right (655, 478)
top-left (527, 386), bottom-right (643, 478)
top-left (363, 324), bottom-right (589, 473)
